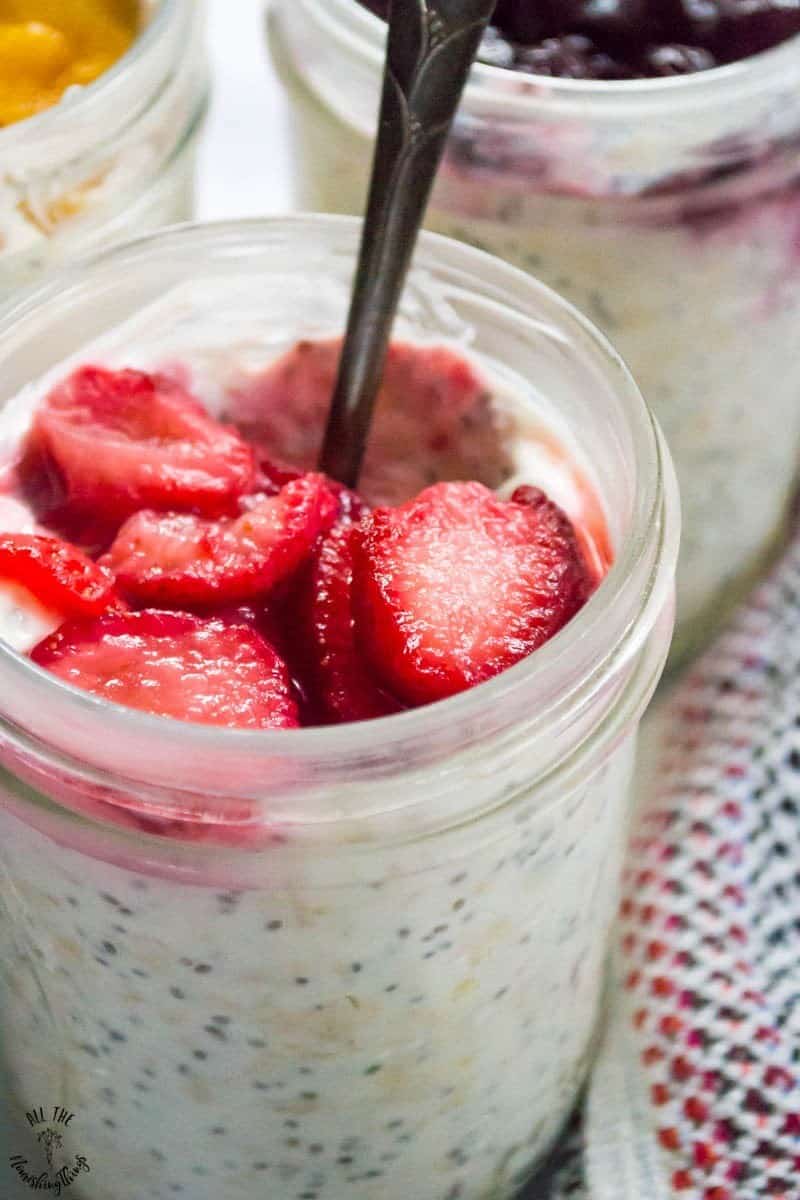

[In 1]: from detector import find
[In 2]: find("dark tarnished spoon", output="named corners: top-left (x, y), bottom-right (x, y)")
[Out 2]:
top-left (318, 0), bottom-right (496, 488)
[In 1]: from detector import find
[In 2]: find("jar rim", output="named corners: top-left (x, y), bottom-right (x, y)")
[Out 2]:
top-left (0, 0), bottom-right (185, 150)
top-left (299, 0), bottom-right (800, 117)
top-left (0, 216), bottom-right (678, 781)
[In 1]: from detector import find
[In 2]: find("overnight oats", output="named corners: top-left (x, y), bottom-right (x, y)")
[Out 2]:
top-left (0, 0), bottom-right (207, 296)
top-left (0, 218), bottom-right (679, 1200)
top-left (270, 0), bottom-right (800, 668)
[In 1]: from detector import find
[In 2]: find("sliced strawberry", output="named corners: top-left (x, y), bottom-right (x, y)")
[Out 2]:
top-left (30, 365), bottom-right (255, 522)
top-left (225, 339), bottom-right (513, 506)
top-left (352, 481), bottom-right (593, 705)
top-left (16, 440), bottom-right (120, 556)
top-left (0, 532), bottom-right (122, 619)
top-left (331, 483), bottom-right (371, 525)
top-left (510, 483), bottom-right (590, 547)
top-left (103, 474), bottom-right (340, 607)
top-left (302, 520), bottom-right (402, 724)
top-left (250, 445), bottom-right (303, 498)
top-left (31, 610), bottom-right (300, 730)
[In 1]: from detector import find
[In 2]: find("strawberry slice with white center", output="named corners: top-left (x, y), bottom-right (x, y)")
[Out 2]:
top-left (103, 473), bottom-right (340, 607)
top-left (0, 532), bottom-right (124, 652)
top-left (30, 365), bottom-right (255, 522)
top-left (31, 610), bottom-right (300, 730)
top-left (352, 481), bottom-right (595, 705)
top-left (0, 505), bottom-right (60, 651)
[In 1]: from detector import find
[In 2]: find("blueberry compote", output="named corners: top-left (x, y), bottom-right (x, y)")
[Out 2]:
top-left (360, 1), bottom-right (800, 78)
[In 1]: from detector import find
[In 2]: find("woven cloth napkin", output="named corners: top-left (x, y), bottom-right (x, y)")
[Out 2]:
top-left (529, 530), bottom-right (800, 1200)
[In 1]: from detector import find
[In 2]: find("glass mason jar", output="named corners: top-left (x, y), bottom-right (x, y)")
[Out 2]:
top-left (0, 217), bottom-right (678, 1200)
top-left (269, 0), bottom-right (800, 669)
top-left (0, 0), bottom-right (209, 299)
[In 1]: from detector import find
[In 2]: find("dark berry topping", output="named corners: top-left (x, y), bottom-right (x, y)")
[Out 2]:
top-left (644, 42), bottom-right (717, 75)
top-left (514, 34), bottom-right (634, 79)
top-left (359, 0), bottom-right (800, 78)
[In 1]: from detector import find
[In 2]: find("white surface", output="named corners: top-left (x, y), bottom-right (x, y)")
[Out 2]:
top-left (197, 0), bottom-right (293, 219)
top-left (0, 6), bottom-right (291, 1195)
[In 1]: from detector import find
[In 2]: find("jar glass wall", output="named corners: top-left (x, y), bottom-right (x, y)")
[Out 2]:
top-left (0, 218), bottom-right (678, 1200)
top-left (270, 0), bottom-right (800, 668)
top-left (0, 0), bottom-right (209, 299)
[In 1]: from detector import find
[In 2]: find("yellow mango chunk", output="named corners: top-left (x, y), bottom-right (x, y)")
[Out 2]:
top-left (0, 0), bottom-right (139, 127)
top-left (0, 20), bottom-right (71, 77)
top-left (0, 23), bottom-right (68, 123)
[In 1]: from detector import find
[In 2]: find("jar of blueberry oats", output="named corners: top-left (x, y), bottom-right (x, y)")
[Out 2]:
top-left (269, 0), bottom-right (800, 669)
top-left (0, 0), bottom-right (208, 298)
top-left (0, 217), bottom-right (678, 1200)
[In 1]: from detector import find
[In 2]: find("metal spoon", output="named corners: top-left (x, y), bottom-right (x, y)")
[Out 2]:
top-left (318, 0), bottom-right (496, 488)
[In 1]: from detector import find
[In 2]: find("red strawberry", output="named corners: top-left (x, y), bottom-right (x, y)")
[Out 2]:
top-left (510, 483), bottom-right (592, 549)
top-left (102, 474), bottom-right (340, 607)
top-left (352, 481), bottom-right (593, 705)
top-left (250, 445), bottom-right (303, 497)
top-left (225, 339), bottom-right (512, 506)
top-left (0, 532), bottom-right (122, 618)
top-left (30, 366), bottom-right (255, 522)
top-left (31, 610), bottom-right (300, 730)
top-left (206, 596), bottom-right (319, 720)
top-left (303, 520), bottom-right (402, 724)
top-left (16, 439), bottom-right (121, 555)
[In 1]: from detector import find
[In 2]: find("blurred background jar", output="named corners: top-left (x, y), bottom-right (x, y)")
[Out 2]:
top-left (269, 0), bottom-right (800, 669)
top-left (0, 0), bottom-right (208, 298)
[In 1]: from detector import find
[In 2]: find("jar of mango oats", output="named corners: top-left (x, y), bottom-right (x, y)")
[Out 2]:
top-left (0, 0), bottom-right (208, 297)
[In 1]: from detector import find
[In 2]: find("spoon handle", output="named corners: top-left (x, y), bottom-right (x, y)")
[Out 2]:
top-left (318, 0), bottom-right (495, 488)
